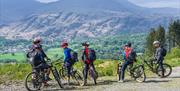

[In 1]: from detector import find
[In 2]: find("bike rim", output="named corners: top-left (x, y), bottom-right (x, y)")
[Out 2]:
top-left (157, 64), bottom-right (172, 77)
top-left (134, 66), bottom-right (146, 82)
top-left (25, 72), bottom-right (42, 91)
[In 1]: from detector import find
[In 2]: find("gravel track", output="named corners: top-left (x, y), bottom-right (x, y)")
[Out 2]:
top-left (0, 67), bottom-right (180, 91)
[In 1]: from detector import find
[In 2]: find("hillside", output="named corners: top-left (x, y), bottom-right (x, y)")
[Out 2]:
top-left (0, 12), bottom-right (175, 40)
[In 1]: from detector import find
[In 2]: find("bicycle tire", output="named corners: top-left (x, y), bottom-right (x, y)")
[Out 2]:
top-left (156, 63), bottom-right (172, 77)
top-left (117, 65), bottom-right (122, 81)
top-left (89, 68), bottom-right (97, 85)
top-left (25, 72), bottom-right (42, 91)
top-left (72, 70), bottom-right (84, 86)
top-left (133, 65), bottom-right (146, 82)
top-left (52, 68), bottom-right (63, 88)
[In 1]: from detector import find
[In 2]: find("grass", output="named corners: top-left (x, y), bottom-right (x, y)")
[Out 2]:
top-left (0, 52), bottom-right (26, 62)
top-left (0, 47), bottom-right (179, 84)
top-left (0, 64), bottom-right (31, 84)
top-left (46, 48), bottom-right (64, 59)
top-left (0, 48), bottom-right (64, 63)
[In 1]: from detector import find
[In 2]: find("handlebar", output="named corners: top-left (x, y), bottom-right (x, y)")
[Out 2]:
top-left (46, 58), bottom-right (64, 66)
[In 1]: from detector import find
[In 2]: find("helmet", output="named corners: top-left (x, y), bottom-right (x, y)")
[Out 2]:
top-left (33, 37), bottom-right (41, 44)
top-left (153, 41), bottom-right (160, 45)
top-left (126, 42), bottom-right (131, 47)
top-left (61, 42), bottom-right (68, 47)
top-left (82, 42), bottom-right (90, 46)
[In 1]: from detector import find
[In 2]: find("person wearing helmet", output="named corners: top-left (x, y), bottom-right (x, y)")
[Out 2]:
top-left (29, 37), bottom-right (51, 86)
top-left (153, 41), bottom-right (166, 77)
top-left (61, 42), bottom-right (73, 85)
top-left (81, 42), bottom-right (97, 86)
top-left (119, 42), bottom-right (136, 82)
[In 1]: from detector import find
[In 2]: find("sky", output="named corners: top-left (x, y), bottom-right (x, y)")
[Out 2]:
top-left (36, 0), bottom-right (180, 8)
top-left (36, 0), bottom-right (59, 3)
top-left (128, 0), bottom-right (180, 8)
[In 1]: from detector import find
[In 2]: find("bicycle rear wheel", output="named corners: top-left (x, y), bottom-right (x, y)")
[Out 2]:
top-left (89, 68), bottom-right (98, 85)
top-left (25, 72), bottom-right (42, 91)
top-left (156, 63), bottom-right (172, 77)
top-left (133, 65), bottom-right (146, 82)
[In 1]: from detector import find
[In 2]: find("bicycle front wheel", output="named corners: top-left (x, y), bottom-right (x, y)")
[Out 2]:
top-left (133, 65), bottom-right (146, 83)
top-left (156, 63), bottom-right (172, 78)
top-left (117, 65), bottom-right (122, 81)
top-left (71, 70), bottom-right (84, 86)
top-left (52, 68), bottom-right (63, 88)
top-left (25, 72), bottom-right (42, 91)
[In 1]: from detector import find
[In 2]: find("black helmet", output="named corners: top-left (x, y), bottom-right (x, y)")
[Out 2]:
top-left (127, 42), bottom-right (132, 47)
top-left (82, 42), bottom-right (90, 46)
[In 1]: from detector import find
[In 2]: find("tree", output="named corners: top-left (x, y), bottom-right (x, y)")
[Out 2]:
top-left (155, 25), bottom-right (166, 46)
top-left (146, 25), bottom-right (166, 56)
top-left (146, 28), bottom-right (156, 56)
top-left (168, 20), bottom-right (180, 47)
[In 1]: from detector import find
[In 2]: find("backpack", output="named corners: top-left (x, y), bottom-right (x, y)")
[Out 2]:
top-left (26, 50), bottom-right (42, 66)
top-left (88, 49), bottom-right (96, 61)
top-left (128, 50), bottom-right (137, 62)
top-left (125, 48), bottom-right (137, 62)
top-left (161, 47), bottom-right (167, 57)
top-left (70, 51), bottom-right (79, 63)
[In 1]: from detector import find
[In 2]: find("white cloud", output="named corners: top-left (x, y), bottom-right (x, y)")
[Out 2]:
top-left (36, 0), bottom-right (59, 3)
top-left (128, 0), bottom-right (180, 8)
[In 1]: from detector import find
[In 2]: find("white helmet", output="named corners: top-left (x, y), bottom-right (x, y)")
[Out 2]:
top-left (153, 41), bottom-right (160, 45)
top-left (33, 37), bottom-right (41, 43)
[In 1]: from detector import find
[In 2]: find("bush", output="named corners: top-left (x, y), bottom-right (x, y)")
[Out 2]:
top-left (0, 64), bottom-right (31, 81)
top-left (166, 47), bottom-right (180, 59)
top-left (165, 47), bottom-right (180, 67)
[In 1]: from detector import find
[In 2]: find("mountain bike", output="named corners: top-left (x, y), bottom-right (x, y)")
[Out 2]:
top-left (25, 59), bottom-right (63, 91)
top-left (140, 57), bottom-right (172, 78)
top-left (58, 62), bottom-right (84, 86)
top-left (117, 61), bottom-right (146, 82)
top-left (83, 64), bottom-right (98, 85)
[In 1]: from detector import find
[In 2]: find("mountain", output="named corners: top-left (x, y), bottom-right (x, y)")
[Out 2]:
top-left (0, 0), bottom-right (179, 40)
top-left (0, 12), bottom-right (175, 40)
top-left (0, 0), bottom-right (44, 24)
top-left (1, 0), bottom-right (179, 24)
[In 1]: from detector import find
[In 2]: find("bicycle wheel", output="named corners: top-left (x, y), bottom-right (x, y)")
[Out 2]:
top-left (133, 65), bottom-right (146, 82)
top-left (156, 63), bottom-right (172, 77)
top-left (52, 68), bottom-right (63, 88)
top-left (71, 70), bottom-right (84, 86)
top-left (127, 64), bottom-right (133, 76)
top-left (89, 68), bottom-right (97, 85)
top-left (59, 68), bottom-right (67, 80)
top-left (117, 65), bottom-right (122, 81)
top-left (25, 72), bottom-right (42, 91)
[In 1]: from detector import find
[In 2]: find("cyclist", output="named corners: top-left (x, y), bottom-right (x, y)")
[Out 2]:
top-left (153, 41), bottom-right (166, 77)
top-left (61, 42), bottom-right (74, 85)
top-left (28, 37), bottom-right (51, 86)
top-left (81, 42), bottom-right (97, 86)
top-left (119, 42), bottom-right (136, 82)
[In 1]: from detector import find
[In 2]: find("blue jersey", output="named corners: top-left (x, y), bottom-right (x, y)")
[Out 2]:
top-left (122, 51), bottom-right (127, 61)
top-left (64, 48), bottom-right (72, 63)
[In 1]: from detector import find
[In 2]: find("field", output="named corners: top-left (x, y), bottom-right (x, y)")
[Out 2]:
top-left (0, 47), bottom-right (179, 84)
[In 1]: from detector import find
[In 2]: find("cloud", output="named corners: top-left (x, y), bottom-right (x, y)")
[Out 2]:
top-left (128, 0), bottom-right (180, 8)
top-left (36, 0), bottom-right (59, 3)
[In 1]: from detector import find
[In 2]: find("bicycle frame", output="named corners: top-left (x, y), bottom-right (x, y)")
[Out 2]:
top-left (139, 55), bottom-right (162, 73)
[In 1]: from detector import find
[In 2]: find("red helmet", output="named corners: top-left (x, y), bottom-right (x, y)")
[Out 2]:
top-left (61, 42), bottom-right (68, 47)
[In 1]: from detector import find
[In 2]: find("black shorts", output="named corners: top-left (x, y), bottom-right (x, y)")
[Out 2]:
top-left (33, 63), bottom-right (50, 71)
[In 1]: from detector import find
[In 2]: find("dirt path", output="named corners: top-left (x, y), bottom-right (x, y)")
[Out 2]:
top-left (0, 67), bottom-right (180, 91)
